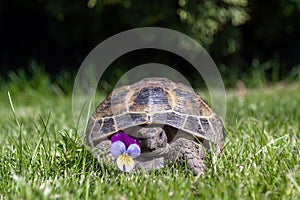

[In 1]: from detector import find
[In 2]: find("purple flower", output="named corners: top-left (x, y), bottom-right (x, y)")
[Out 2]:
top-left (111, 132), bottom-right (140, 148)
top-left (110, 132), bottom-right (141, 172)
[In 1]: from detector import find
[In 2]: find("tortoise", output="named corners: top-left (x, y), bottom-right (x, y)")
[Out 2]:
top-left (86, 77), bottom-right (225, 175)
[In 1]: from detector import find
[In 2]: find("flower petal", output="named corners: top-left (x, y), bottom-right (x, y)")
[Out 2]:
top-left (111, 132), bottom-right (126, 143)
top-left (126, 143), bottom-right (141, 159)
top-left (116, 154), bottom-right (135, 172)
top-left (111, 132), bottom-right (141, 148)
top-left (110, 141), bottom-right (126, 157)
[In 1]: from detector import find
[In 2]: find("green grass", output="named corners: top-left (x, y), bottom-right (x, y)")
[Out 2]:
top-left (0, 70), bottom-right (299, 199)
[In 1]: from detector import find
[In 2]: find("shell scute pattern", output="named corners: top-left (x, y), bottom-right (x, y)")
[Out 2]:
top-left (87, 77), bottom-right (224, 149)
top-left (151, 111), bottom-right (186, 128)
top-left (129, 86), bottom-right (173, 113)
top-left (183, 116), bottom-right (204, 136)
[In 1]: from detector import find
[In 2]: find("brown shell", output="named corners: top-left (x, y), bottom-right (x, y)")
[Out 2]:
top-left (86, 77), bottom-right (225, 149)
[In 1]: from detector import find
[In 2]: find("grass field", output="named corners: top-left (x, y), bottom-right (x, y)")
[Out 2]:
top-left (0, 70), bottom-right (299, 199)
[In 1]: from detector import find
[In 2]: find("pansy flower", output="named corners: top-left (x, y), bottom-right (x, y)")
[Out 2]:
top-left (110, 132), bottom-right (141, 172)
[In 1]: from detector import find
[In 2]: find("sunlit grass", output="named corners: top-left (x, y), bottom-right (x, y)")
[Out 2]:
top-left (0, 69), bottom-right (299, 199)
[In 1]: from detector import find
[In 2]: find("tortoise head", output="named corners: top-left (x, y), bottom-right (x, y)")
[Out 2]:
top-left (135, 127), bottom-right (168, 153)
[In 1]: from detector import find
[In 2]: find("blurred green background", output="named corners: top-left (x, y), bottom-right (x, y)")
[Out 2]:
top-left (1, 0), bottom-right (300, 88)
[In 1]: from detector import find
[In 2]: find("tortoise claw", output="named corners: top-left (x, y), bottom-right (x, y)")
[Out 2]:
top-left (169, 138), bottom-right (206, 175)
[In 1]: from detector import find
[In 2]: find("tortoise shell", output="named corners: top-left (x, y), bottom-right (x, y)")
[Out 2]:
top-left (86, 77), bottom-right (225, 150)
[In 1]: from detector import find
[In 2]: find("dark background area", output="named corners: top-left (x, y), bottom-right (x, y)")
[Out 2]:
top-left (1, 0), bottom-right (300, 87)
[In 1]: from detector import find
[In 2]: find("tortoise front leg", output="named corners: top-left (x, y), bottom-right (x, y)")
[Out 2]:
top-left (169, 138), bottom-right (206, 176)
top-left (91, 140), bottom-right (114, 164)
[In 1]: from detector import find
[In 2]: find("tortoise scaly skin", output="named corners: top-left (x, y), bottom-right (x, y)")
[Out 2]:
top-left (86, 77), bottom-right (225, 175)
